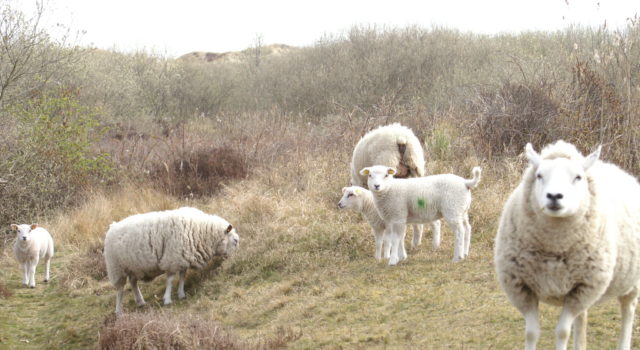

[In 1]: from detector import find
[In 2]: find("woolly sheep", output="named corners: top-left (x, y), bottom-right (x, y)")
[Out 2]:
top-left (11, 224), bottom-right (54, 288)
top-left (351, 123), bottom-right (426, 188)
top-left (494, 140), bottom-right (640, 350)
top-left (338, 186), bottom-right (441, 261)
top-left (104, 207), bottom-right (240, 314)
top-left (361, 165), bottom-right (481, 265)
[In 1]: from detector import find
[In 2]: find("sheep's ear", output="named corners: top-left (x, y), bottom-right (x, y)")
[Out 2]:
top-left (10, 224), bottom-right (18, 231)
top-left (525, 143), bottom-right (541, 167)
top-left (225, 225), bottom-right (233, 234)
top-left (387, 167), bottom-right (396, 175)
top-left (30, 224), bottom-right (38, 230)
top-left (342, 187), bottom-right (347, 193)
top-left (359, 168), bottom-right (370, 176)
top-left (583, 145), bottom-right (601, 170)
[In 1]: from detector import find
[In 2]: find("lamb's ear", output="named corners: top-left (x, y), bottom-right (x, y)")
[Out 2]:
top-left (30, 224), bottom-right (38, 230)
top-left (387, 167), bottom-right (396, 176)
top-left (225, 225), bottom-right (233, 234)
top-left (525, 143), bottom-right (541, 167)
top-left (342, 187), bottom-right (347, 193)
top-left (359, 168), bottom-right (370, 176)
top-left (10, 224), bottom-right (18, 231)
top-left (583, 145), bottom-right (602, 171)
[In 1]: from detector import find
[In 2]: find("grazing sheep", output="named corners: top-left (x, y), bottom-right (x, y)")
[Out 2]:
top-left (361, 165), bottom-right (481, 265)
top-left (104, 207), bottom-right (240, 314)
top-left (338, 186), bottom-right (441, 261)
top-left (11, 224), bottom-right (54, 288)
top-left (351, 123), bottom-right (426, 187)
top-left (494, 141), bottom-right (640, 350)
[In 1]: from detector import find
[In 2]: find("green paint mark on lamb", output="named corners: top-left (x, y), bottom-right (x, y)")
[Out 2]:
top-left (417, 198), bottom-right (426, 208)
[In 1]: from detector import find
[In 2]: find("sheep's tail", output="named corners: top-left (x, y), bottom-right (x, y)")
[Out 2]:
top-left (464, 167), bottom-right (482, 189)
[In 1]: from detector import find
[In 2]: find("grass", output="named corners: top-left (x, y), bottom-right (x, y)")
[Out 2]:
top-left (0, 151), bottom-right (636, 349)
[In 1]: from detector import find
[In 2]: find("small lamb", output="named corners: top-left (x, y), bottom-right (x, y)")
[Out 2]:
top-left (338, 186), bottom-right (441, 261)
top-left (361, 165), bottom-right (481, 265)
top-left (11, 224), bottom-right (55, 288)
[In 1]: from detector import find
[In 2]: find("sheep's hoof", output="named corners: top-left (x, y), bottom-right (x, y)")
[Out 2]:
top-left (163, 300), bottom-right (172, 306)
top-left (44, 279), bottom-right (49, 283)
top-left (178, 294), bottom-right (186, 300)
top-left (29, 285), bottom-right (35, 288)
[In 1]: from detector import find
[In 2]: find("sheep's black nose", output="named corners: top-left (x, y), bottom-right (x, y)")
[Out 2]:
top-left (547, 193), bottom-right (563, 201)
top-left (374, 184), bottom-right (380, 190)
top-left (22, 237), bottom-right (27, 241)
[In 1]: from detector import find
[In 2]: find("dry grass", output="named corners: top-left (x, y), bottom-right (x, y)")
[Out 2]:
top-left (97, 310), bottom-right (299, 350)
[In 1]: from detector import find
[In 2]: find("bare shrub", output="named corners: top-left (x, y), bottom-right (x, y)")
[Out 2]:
top-left (60, 242), bottom-right (107, 288)
top-left (97, 311), bottom-right (300, 350)
top-left (472, 82), bottom-right (561, 157)
top-left (0, 280), bottom-right (12, 299)
top-left (150, 146), bottom-right (248, 198)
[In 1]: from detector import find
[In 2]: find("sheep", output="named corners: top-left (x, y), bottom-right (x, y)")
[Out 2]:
top-left (11, 224), bottom-right (54, 288)
top-left (350, 123), bottom-right (426, 187)
top-left (360, 165), bottom-right (481, 265)
top-left (494, 140), bottom-right (640, 350)
top-left (338, 186), bottom-right (442, 261)
top-left (103, 207), bottom-right (240, 314)
top-left (350, 123), bottom-right (432, 246)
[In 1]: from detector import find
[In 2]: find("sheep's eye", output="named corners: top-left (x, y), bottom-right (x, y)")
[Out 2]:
top-left (384, 174), bottom-right (388, 178)
top-left (347, 193), bottom-right (353, 198)
top-left (575, 175), bottom-right (582, 182)
top-left (536, 173), bottom-right (543, 180)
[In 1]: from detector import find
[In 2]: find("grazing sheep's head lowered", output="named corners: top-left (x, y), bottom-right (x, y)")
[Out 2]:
top-left (525, 142), bottom-right (601, 218)
top-left (11, 224), bottom-right (39, 242)
top-left (360, 166), bottom-right (396, 192)
top-left (219, 225), bottom-right (240, 256)
top-left (338, 186), bottom-right (365, 210)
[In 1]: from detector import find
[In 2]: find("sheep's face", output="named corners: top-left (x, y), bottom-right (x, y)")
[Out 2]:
top-left (360, 166), bottom-right (396, 192)
top-left (526, 143), bottom-right (600, 218)
top-left (338, 186), bottom-right (364, 210)
top-left (11, 224), bottom-right (38, 243)
top-left (222, 225), bottom-right (240, 255)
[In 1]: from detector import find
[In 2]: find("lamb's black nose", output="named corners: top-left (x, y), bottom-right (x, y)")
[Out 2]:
top-left (547, 193), bottom-right (563, 201)
top-left (374, 184), bottom-right (380, 190)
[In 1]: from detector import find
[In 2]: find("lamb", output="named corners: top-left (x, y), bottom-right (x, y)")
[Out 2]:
top-left (11, 224), bottom-right (54, 288)
top-left (104, 207), bottom-right (240, 314)
top-left (338, 186), bottom-right (441, 261)
top-left (351, 123), bottom-right (426, 188)
top-left (494, 140), bottom-right (640, 350)
top-left (360, 165), bottom-right (481, 265)
top-left (350, 123), bottom-right (432, 246)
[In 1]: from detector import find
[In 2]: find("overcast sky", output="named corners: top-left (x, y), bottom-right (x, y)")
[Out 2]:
top-left (14, 0), bottom-right (640, 58)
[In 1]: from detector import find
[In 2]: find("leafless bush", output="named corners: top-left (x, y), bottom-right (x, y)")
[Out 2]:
top-left (97, 311), bottom-right (300, 350)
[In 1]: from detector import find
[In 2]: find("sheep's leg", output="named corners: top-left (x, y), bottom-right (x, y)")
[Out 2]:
top-left (43, 257), bottom-right (51, 283)
top-left (431, 220), bottom-right (442, 250)
top-left (383, 231), bottom-right (392, 259)
top-left (572, 310), bottom-right (587, 350)
top-left (22, 263), bottom-right (29, 286)
top-left (129, 278), bottom-right (145, 307)
top-left (114, 277), bottom-right (126, 315)
top-left (177, 269), bottom-right (187, 300)
top-left (556, 303), bottom-right (589, 350)
top-left (463, 214), bottom-right (472, 258)
top-left (163, 272), bottom-right (175, 305)
top-left (411, 224), bottom-right (423, 248)
top-left (617, 288), bottom-right (639, 350)
top-left (523, 306), bottom-right (541, 350)
top-left (373, 229), bottom-right (384, 261)
top-left (388, 223), bottom-right (407, 266)
top-left (447, 218), bottom-right (466, 262)
top-left (28, 260), bottom-right (37, 288)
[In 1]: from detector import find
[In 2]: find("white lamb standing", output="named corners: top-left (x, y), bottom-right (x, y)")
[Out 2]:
top-left (494, 140), bottom-right (640, 350)
top-left (104, 207), bottom-right (240, 314)
top-left (338, 186), bottom-right (441, 261)
top-left (350, 123), bottom-right (435, 248)
top-left (11, 224), bottom-right (54, 288)
top-left (361, 165), bottom-right (481, 265)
